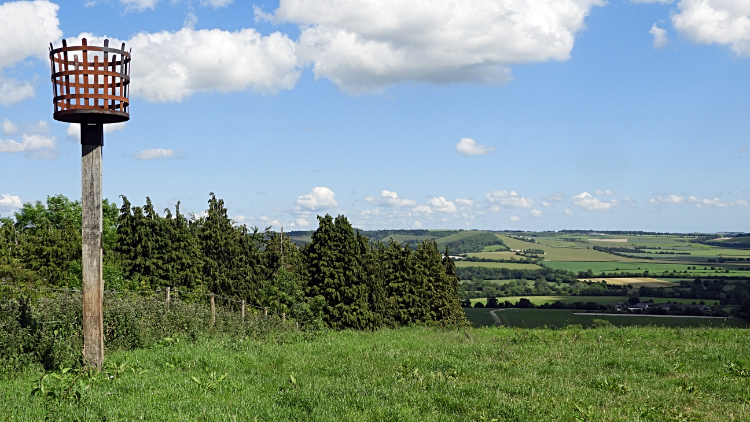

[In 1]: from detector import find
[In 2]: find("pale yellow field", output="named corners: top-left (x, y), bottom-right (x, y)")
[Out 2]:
top-left (578, 277), bottom-right (678, 288)
top-left (494, 235), bottom-right (640, 262)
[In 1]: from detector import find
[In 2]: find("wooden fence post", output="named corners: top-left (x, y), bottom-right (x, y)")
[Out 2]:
top-left (264, 307), bottom-right (268, 318)
top-left (210, 293), bottom-right (215, 325)
top-left (241, 300), bottom-right (245, 320)
top-left (295, 322), bottom-right (299, 331)
top-left (282, 312), bottom-right (286, 324)
top-left (166, 287), bottom-right (170, 310)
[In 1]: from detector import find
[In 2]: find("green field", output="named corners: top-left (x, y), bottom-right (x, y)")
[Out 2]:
top-left (492, 309), bottom-right (749, 329)
top-left (454, 261), bottom-right (541, 269)
top-left (468, 296), bottom-right (722, 307)
top-left (542, 260), bottom-right (745, 275)
top-left (3, 326), bottom-right (750, 420)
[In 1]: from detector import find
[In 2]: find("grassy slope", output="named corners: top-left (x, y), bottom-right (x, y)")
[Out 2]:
top-left (3, 327), bottom-right (749, 421)
top-left (493, 309), bottom-right (749, 329)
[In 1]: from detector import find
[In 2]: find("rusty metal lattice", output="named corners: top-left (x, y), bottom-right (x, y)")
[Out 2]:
top-left (49, 38), bottom-right (130, 124)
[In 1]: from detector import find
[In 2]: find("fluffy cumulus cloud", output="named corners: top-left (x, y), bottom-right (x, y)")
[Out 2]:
top-left (456, 138), bottom-right (496, 156)
top-left (564, 209), bottom-right (574, 215)
top-left (119, 0), bottom-right (159, 12)
top-left (509, 216), bottom-right (520, 222)
top-left (0, 1), bottom-right (62, 105)
top-left (687, 196), bottom-right (749, 208)
top-left (650, 194), bottom-right (685, 205)
top-left (595, 189), bottom-right (615, 195)
top-left (530, 209), bottom-right (543, 217)
top-left (266, 0), bottom-right (605, 93)
top-left (200, 0), bottom-right (233, 8)
top-left (295, 187), bottom-right (338, 211)
top-left (363, 190), bottom-right (417, 207)
top-left (455, 198), bottom-right (474, 209)
top-left (133, 148), bottom-right (184, 160)
top-left (2, 118), bottom-right (19, 135)
top-left (629, 0), bottom-right (673, 4)
top-left (0, 193), bottom-right (22, 212)
top-left (541, 192), bottom-right (566, 207)
top-left (672, 0), bottom-right (750, 57)
top-left (650, 23), bottom-right (669, 48)
top-left (426, 197), bottom-right (457, 213)
top-left (571, 192), bottom-right (617, 211)
top-left (66, 122), bottom-right (126, 140)
top-left (70, 26), bottom-right (300, 102)
top-left (486, 190), bottom-right (535, 208)
top-left (0, 119), bottom-right (56, 158)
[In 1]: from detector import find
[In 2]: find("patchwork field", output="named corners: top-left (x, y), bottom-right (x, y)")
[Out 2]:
top-left (468, 296), bottom-right (722, 307)
top-left (579, 277), bottom-right (678, 288)
top-left (454, 261), bottom-right (541, 269)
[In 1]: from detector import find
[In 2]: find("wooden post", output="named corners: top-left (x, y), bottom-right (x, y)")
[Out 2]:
top-left (81, 123), bottom-right (104, 370)
top-left (210, 293), bottom-right (215, 325)
top-left (264, 307), bottom-right (268, 318)
top-left (295, 322), bottom-right (299, 331)
top-left (282, 312), bottom-right (286, 324)
top-left (241, 300), bottom-right (245, 320)
top-left (166, 287), bottom-right (171, 310)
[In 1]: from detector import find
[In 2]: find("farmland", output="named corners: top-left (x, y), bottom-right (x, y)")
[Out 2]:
top-left (467, 308), bottom-right (749, 329)
top-left (468, 296), bottom-right (722, 307)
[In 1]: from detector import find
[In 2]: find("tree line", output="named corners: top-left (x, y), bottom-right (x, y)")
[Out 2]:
top-left (0, 194), bottom-right (467, 329)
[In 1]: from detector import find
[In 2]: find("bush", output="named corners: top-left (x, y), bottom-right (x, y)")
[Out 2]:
top-left (592, 319), bottom-right (614, 328)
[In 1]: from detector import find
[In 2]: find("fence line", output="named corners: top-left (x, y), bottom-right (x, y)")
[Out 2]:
top-left (0, 283), bottom-right (294, 328)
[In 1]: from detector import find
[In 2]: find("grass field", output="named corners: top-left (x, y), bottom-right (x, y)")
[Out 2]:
top-left (492, 309), bottom-right (749, 329)
top-left (543, 260), bottom-right (746, 275)
top-left (468, 296), bottom-right (723, 307)
top-left (581, 277), bottom-right (679, 288)
top-left (454, 261), bottom-right (541, 269)
top-left (3, 326), bottom-right (750, 421)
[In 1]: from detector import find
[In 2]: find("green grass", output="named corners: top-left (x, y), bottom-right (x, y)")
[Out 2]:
top-left (3, 326), bottom-right (750, 421)
top-left (454, 261), bottom-right (541, 269)
top-left (493, 309), bottom-right (749, 329)
top-left (543, 260), bottom-right (747, 275)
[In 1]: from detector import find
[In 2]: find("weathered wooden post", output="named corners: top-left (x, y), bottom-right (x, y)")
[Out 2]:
top-left (49, 38), bottom-right (130, 370)
top-left (241, 300), bottom-right (245, 320)
top-left (210, 293), bottom-right (216, 325)
top-left (166, 287), bottom-right (171, 310)
top-left (264, 307), bottom-right (268, 318)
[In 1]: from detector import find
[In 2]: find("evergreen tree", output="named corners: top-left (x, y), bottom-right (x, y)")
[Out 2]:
top-left (304, 214), bottom-right (371, 329)
top-left (438, 246), bottom-right (468, 325)
top-left (161, 202), bottom-right (203, 290)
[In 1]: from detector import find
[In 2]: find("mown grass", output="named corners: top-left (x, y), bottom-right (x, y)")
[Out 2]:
top-left (2, 326), bottom-right (749, 421)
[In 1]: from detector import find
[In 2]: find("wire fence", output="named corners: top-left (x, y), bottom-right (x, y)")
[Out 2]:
top-left (0, 282), bottom-right (295, 328)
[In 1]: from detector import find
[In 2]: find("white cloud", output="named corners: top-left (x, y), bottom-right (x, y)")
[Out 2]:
top-left (650, 23), bottom-right (669, 48)
top-left (456, 138), bottom-right (496, 156)
top-left (0, 133), bottom-right (55, 153)
top-left (0, 1), bottom-right (62, 105)
top-left (296, 217), bottom-right (312, 227)
top-left (412, 205), bottom-right (433, 214)
top-left (2, 119), bottom-right (19, 136)
top-left (564, 209), bottom-right (574, 215)
top-left (650, 194), bottom-right (685, 204)
top-left (268, 0), bottom-right (605, 93)
top-left (200, 0), bottom-right (233, 8)
top-left (363, 190), bottom-right (416, 207)
top-left (595, 189), bottom-right (615, 196)
top-left (119, 0), bottom-right (159, 12)
top-left (0, 194), bottom-right (22, 211)
top-left (486, 190), bottom-right (535, 208)
top-left (687, 196), bottom-right (748, 208)
top-left (672, 0), bottom-right (750, 57)
top-left (455, 198), bottom-right (474, 209)
top-left (295, 187), bottom-right (338, 211)
top-left (426, 197), bottom-right (457, 213)
top-left (232, 214), bottom-right (253, 225)
top-left (72, 26), bottom-right (299, 103)
top-left (133, 148), bottom-right (183, 160)
top-left (530, 209), bottom-right (543, 217)
top-left (509, 216), bottom-right (520, 222)
top-left (413, 220), bottom-right (422, 228)
top-left (66, 122), bottom-right (127, 140)
top-left (542, 192), bottom-right (566, 203)
top-left (630, 0), bottom-right (673, 4)
top-left (571, 192), bottom-right (617, 211)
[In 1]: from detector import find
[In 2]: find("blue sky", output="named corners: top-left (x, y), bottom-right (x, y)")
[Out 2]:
top-left (0, 0), bottom-right (749, 232)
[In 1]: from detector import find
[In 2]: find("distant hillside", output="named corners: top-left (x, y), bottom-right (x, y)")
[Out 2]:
top-left (286, 229), bottom-right (503, 253)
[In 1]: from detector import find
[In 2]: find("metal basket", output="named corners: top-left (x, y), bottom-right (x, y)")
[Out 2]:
top-left (49, 38), bottom-right (130, 124)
